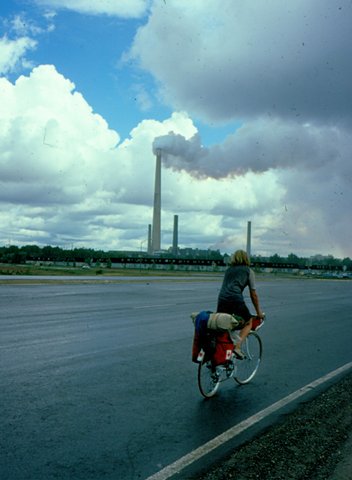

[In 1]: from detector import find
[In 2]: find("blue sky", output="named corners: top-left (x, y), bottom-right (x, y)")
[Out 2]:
top-left (1, 0), bottom-right (351, 258)
top-left (2, 2), bottom-right (165, 139)
top-left (1, 2), bottom-right (236, 143)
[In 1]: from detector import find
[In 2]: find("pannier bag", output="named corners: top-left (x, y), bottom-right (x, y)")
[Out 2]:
top-left (191, 311), bottom-right (239, 364)
top-left (191, 311), bottom-right (211, 363)
top-left (212, 331), bottom-right (234, 366)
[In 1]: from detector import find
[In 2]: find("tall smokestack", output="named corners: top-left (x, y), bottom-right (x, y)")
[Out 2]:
top-left (246, 221), bottom-right (251, 259)
top-left (147, 224), bottom-right (152, 254)
top-left (172, 215), bottom-right (178, 256)
top-left (151, 149), bottom-right (162, 253)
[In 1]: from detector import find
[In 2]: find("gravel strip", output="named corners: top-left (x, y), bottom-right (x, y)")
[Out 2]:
top-left (189, 371), bottom-right (352, 480)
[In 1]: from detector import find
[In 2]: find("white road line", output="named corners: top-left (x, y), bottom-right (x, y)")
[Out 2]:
top-left (145, 362), bottom-right (352, 480)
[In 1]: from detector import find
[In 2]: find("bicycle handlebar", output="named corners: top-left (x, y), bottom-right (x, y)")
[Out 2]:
top-left (251, 313), bottom-right (265, 331)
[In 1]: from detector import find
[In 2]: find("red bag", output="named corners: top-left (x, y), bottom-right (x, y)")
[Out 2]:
top-left (212, 331), bottom-right (234, 366)
top-left (192, 331), bottom-right (216, 363)
top-left (192, 331), bottom-right (202, 363)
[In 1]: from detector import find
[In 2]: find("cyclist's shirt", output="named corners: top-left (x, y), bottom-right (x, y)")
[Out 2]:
top-left (217, 265), bottom-right (255, 305)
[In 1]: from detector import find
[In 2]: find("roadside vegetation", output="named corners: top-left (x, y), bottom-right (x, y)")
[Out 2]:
top-left (1, 244), bottom-right (351, 278)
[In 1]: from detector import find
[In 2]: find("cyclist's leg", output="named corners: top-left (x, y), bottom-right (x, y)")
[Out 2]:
top-left (216, 300), bottom-right (252, 357)
top-left (232, 303), bottom-right (252, 357)
top-left (235, 318), bottom-right (252, 348)
top-left (234, 331), bottom-right (262, 384)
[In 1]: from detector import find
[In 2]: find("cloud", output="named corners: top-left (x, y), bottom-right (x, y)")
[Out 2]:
top-left (131, 83), bottom-right (153, 111)
top-left (153, 120), bottom-right (347, 179)
top-left (0, 10), bottom-right (56, 75)
top-left (0, 35), bottom-right (37, 74)
top-left (10, 14), bottom-right (52, 36)
top-left (0, 65), bottom-right (119, 201)
top-left (130, 0), bottom-right (352, 125)
top-left (33, 0), bottom-right (150, 18)
top-left (150, 119), bottom-right (352, 257)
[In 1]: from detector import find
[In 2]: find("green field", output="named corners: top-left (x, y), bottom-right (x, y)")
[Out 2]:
top-left (0, 263), bottom-right (220, 278)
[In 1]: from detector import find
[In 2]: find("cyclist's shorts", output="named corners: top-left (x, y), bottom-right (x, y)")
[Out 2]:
top-left (216, 300), bottom-right (251, 324)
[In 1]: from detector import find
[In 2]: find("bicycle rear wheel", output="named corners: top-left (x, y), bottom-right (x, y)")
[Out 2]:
top-left (234, 331), bottom-right (262, 385)
top-left (198, 359), bottom-right (220, 398)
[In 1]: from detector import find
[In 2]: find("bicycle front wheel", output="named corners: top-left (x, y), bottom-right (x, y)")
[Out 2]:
top-left (198, 359), bottom-right (220, 398)
top-left (234, 331), bottom-right (262, 385)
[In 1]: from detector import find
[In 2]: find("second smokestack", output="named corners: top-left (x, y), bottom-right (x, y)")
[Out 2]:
top-left (151, 148), bottom-right (162, 253)
top-left (246, 220), bottom-right (251, 259)
top-left (172, 214), bottom-right (178, 256)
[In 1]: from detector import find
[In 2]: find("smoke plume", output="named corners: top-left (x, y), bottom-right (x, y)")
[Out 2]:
top-left (153, 119), bottom-right (344, 179)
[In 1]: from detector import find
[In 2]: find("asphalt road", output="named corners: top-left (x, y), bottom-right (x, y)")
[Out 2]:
top-left (1, 276), bottom-right (351, 479)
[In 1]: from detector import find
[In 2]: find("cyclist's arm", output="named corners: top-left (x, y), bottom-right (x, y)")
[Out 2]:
top-left (248, 269), bottom-right (263, 318)
top-left (249, 288), bottom-right (264, 318)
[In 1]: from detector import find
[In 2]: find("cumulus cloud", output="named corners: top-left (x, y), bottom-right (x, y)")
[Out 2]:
top-left (33, 0), bottom-right (150, 18)
top-left (0, 65), bottom-right (122, 245)
top-left (0, 65), bottom-right (119, 202)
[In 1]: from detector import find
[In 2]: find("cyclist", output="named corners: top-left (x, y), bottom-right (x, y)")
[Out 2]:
top-left (217, 249), bottom-right (264, 359)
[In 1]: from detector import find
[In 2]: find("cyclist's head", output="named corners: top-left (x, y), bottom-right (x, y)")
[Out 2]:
top-left (230, 250), bottom-right (250, 266)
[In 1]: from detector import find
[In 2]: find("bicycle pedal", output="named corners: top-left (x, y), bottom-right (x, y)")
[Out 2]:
top-left (234, 349), bottom-right (245, 360)
top-left (197, 351), bottom-right (205, 362)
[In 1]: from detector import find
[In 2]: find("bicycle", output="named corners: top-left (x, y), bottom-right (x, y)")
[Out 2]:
top-left (197, 315), bottom-right (264, 398)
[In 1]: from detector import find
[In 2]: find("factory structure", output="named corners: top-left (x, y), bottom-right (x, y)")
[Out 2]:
top-left (150, 148), bottom-right (162, 253)
top-left (147, 147), bottom-right (252, 257)
top-left (147, 148), bottom-right (180, 256)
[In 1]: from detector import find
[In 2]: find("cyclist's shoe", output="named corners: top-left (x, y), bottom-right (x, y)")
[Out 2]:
top-left (234, 347), bottom-right (245, 360)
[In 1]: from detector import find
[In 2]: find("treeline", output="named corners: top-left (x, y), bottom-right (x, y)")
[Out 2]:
top-left (0, 244), bottom-right (223, 265)
top-left (0, 244), bottom-right (351, 270)
top-left (251, 253), bottom-right (352, 269)
top-left (0, 245), bottom-right (118, 265)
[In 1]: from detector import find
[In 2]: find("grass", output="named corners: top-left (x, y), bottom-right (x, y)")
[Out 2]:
top-left (0, 263), bottom-right (222, 278)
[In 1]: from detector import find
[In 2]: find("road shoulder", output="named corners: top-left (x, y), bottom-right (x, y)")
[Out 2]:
top-left (191, 371), bottom-right (352, 480)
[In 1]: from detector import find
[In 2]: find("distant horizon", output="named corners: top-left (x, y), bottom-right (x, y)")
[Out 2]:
top-left (1, 243), bottom-right (351, 263)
